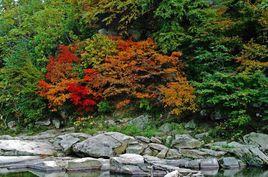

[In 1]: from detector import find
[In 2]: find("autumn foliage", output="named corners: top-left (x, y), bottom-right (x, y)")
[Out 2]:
top-left (38, 45), bottom-right (99, 112)
top-left (92, 38), bottom-right (196, 114)
top-left (38, 37), bottom-right (196, 116)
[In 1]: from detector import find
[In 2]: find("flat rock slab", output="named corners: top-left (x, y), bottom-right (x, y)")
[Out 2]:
top-left (0, 140), bottom-right (56, 156)
top-left (0, 156), bottom-right (40, 165)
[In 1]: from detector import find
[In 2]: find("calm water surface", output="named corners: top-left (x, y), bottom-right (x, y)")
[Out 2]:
top-left (0, 168), bottom-right (267, 177)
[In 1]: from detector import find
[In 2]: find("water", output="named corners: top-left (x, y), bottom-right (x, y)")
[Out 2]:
top-left (0, 168), bottom-right (267, 177)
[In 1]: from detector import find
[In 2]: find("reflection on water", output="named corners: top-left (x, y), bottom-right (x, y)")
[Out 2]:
top-left (0, 168), bottom-right (268, 177)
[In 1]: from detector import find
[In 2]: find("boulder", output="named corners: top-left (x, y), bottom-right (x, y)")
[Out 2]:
top-left (219, 157), bottom-right (240, 169)
top-left (159, 123), bottom-right (173, 133)
top-left (73, 132), bottom-right (133, 158)
top-left (172, 134), bottom-right (203, 149)
top-left (181, 149), bottom-right (207, 159)
top-left (0, 156), bottom-right (40, 165)
top-left (135, 136), bottom-right (150, 143)
top-left (54, 133), bottom-right (91, 153)
top-left (128, 115), bottom-right (149, 130)
top-left (151, 137), bottom-right (162, 144)
top-left (110, 154), bottom-right (147, 175)
top-left (52, 119), bottom-right (61, 129)
top-left (166, 149), bottom-right (181, 159)
top-left (200, 158), bottom-right (219, 170)
top-left (126, 142), bottom-right (145, 155)
top-left (195, 133), bottom-right (209, 140)
top-left (0, 140), bottom-right (56, 156)
top-left (243, 132), bottom-right (268, 151)
top-left (67, 157), bottom-right (107, 171)
top-left (164, 170), bottom-right (179, 177)
top-left (149, 143), bottom-right (168, 151)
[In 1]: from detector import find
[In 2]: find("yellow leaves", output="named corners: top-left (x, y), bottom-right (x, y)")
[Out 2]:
top-left (159, 77), bottom-right (197, 116)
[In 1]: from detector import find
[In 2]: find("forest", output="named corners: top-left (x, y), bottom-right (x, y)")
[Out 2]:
top-left (0, 0), bottom-right (267, 139)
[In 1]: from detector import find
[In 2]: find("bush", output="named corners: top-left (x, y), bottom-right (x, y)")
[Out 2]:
top-left (194, 70), bottom-right (268, 130)
top-left (0, 44), bottom-right (46, 125)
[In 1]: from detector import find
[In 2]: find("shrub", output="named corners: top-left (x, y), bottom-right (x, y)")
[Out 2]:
top-left (79, 34), bottom-right (117, 68)
top-left (38, 45), bottom-right (100, 113)
top-left (92, 37), bottom-right (196, 115)
top-left (194, 70), bottom-right (268, 130)
top-left (0, 44), bottom-right (46, 125)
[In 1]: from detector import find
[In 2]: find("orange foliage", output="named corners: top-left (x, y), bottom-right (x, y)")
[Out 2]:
top-left (91, 37), bottom-right (196, 114)
top-left (38, 45), bottom-right (100, 112)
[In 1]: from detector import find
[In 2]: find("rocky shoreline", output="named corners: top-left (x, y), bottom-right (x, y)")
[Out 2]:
top-left (0, 128), bottom-right (267, 177)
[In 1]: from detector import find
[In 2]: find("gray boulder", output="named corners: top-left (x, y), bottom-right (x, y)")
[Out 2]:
top-left (128, 115), bottom-right (149, 130)
top-left (243, 132), bottom-right (268, 151)
top-left (73, 132), bottom-right (133, 158)
top-left (67, 157), bottom-right (109, 171)
top-left (0, 140), bottom-right (56, 156)
top-left (219, 157), bottom-right (240, 169)
top-left (172, 134), bottom-right (203, 149)
top-left (110, 154), bottom-right (147, 175)
top-left (200, 158), bottom-right (219, 170)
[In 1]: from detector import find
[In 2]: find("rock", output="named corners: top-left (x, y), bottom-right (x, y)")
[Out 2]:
top-left (149, 143), bottom-right (168, 151)
top-left (181, 149), bottom-right (207, 159)
top-left (0, 156), bottom-right (40, 165)
top-left (54, 134), bottom-right (80, 153)
top-left (181, 148), bottom-right (226, 159)
top-left (143, 147), bottom-right (153, 156)
top-left (128, 115), bottom-right (149, 130)
top-left (52, 119), bottom-right (61, 129)
top-left (157, 148), bottom-right (169, 159)
top-left (185, 120), bottom-right (196, 129)
top-left (200, 158), bottom-right (219, 170)
top-left (214, 142), bottom-right (268, 167)
top-left (151, 137), bottom-right (162, 144)
top-left (172, 134), bottom-right (203, 149)
top-left (166, 149), bottom-right (181, 159)
top-left (7, 121), bottom-right (16, 131)
top-left (159, 123), bottom-right (173, 133)
top-left (249, 147), bottom-right (268, 165)
top-left (219, 157), bottom-right (240, 169)
top-left (110, 154), bottom-right (147, 175)
top-left (73, 132), bottom-right (133, 158)
top-left (165, 136), bottom-right (173, 146)
top-left (135, 136), bottom-right (150, 143)
top-left (35, 119), bottom-right (51, 126)
top-left (195, 133), bottom-right (209, 140)
top-left (164, 170), bottom-right (179, 177)
top-left (243, 132), bottom-right (268, 151)
top-left (67, 157), bottom-right (104, 171)
top-left (30, 160), bottom-right (64, 172)
top-left (0, 140), bottom-right (56, 156)
top-left (126, 143), bottom-right (144, 155)
top-left (188, 159), bottom-right (202, 169)
top-left (199, 148), bottom-right (226, 157)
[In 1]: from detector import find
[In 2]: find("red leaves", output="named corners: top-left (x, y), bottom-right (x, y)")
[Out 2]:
top-left (67, 83), bottom-right (96, 111)
top-left (45, 45), bottom-right (79, 83)
top-left (38, 45), bottom-right (99, 113)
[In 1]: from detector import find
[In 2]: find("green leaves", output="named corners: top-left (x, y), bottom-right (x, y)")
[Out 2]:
top-left (194, 70), bottom-right (268, 129)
